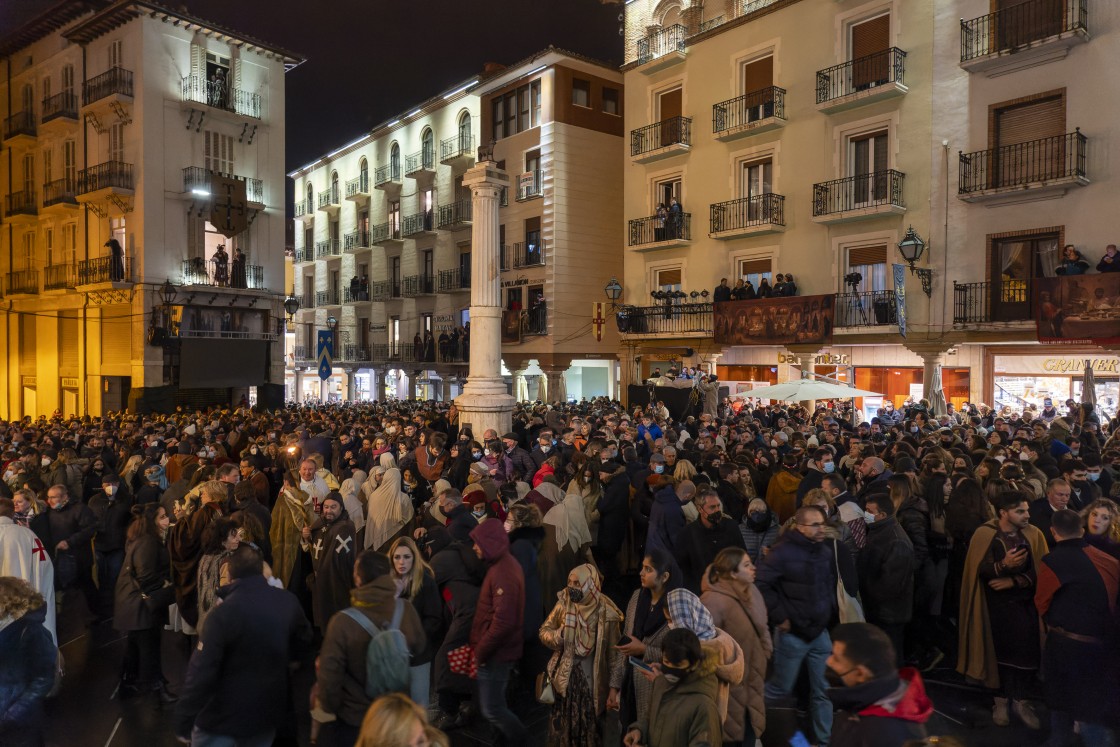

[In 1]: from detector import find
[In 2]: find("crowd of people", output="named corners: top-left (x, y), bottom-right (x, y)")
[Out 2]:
top-left (0, 392), bottom-right (1118, 747)
top-left (713, 274), bottom-right (800, 302)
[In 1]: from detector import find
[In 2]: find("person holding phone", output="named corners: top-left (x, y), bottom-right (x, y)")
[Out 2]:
top-left (607, 548), bottom-right (681, 729)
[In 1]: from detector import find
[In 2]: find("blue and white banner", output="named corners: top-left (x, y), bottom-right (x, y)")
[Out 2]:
top-left (317, 330), bottom-right (334, 380)
top-left (893, 264), bottom-right (907, 339)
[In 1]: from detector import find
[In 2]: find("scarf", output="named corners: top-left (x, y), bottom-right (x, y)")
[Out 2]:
top-left (543, 488), bottom-right (592, 553)
top-left (414, 445), bottom-right (447, 482)
top-left (559, 564), bottom-right (623, 658)
top-left (666, 588), bottom-right (717, 640)
top-left (364, 466), bottom-right (413, 552)
top-left (339, 469), bottom-right (367, 532)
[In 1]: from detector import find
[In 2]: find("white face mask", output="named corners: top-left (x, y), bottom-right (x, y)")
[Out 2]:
top-left (41, 457), bottom-right (51, 467)
top-left (1019, 451), bottom-right (1030, 461)
top-left (863, 511), bottom-right (877, 524)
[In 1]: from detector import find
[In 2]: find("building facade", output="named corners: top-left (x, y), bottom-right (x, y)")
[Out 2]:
top-left (0, 0), bottom-right (299, 416)
top-left (617, 0), bottom-right (1117, 419)
top-left (287, 48), bottom-right (624, 403)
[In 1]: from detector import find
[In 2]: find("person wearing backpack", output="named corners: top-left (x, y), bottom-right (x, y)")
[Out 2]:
top-left (317, 549), bottom-right (426, 747)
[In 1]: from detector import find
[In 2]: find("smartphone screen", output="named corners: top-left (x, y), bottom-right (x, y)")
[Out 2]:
top-left (629, 656), bottom-right (654, 673)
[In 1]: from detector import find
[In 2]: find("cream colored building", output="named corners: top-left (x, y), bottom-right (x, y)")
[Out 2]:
top-left (288, 48), bottom-right (624, 403)
top-left (617, 0), bottom-right (1117, 416)
top-left (0, 1), bottom-right (299, 416)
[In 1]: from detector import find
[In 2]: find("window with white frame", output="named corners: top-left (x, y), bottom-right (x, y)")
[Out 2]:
top-left (205, 130), bottom-right (234, 174)
top-left (42, 148), bottom-right (53, 185)
top-left (108, 123), bottom-right (125, 162)
top-left (62, 224), bottom-right (77, 265)
top-left (845, 244), bottom-right (888, 292)
top-left (45, 228), bottom-right (55, 265)
top-left (848, 129), bottom-right (888, 204)
top-left (736, 257), bottom-right (772, 288)
top-left (63, 140), bottom-right (77, 184)
top-left (108, 40), bottom-right (123, 69)
top-left (21, 233), bottom-right (35, 269)
top-left (741, 159), bottom-right (772, 220)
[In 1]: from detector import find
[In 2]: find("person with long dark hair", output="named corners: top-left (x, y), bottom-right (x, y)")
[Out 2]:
top-left (113, 502), bottom-right (175, 703)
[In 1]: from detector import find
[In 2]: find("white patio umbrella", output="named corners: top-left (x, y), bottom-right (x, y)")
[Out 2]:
top-left (730, 379), bottom-right (882, 402)
top-left (928, 364), bottom-right (949, 418)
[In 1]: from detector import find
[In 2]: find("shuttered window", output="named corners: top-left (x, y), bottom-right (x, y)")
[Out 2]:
top-left (19, 314), bottom-right (36, 374)
top-left (852, 14), bottom-right (890, 59)
top-left (59, 311), bottom-right (79, 370)
top-left (742, 56), bottom-right (773, 95)
top-left (101, 305), bottom-right (131, 372)
top-left (656, 268), bottom-right (682, 288)
top-left (994, 95), bottom-right (1065, 148)
top-left (739, 259), bottom-right (771, 275)
top-left (849, 245), bottom-right (887, 266)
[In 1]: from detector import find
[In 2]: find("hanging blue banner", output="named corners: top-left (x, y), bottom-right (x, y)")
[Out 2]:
top-left (893, 264), bottom-right (908, 339)
top-left (317, 330), bottom-right (334, 380)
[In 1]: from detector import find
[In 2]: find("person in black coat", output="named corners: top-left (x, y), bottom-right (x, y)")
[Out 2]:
top-left (858, 496), bottom-right (915, 663)
top-left (113, 503), bottom-right (174, 701)
top-left (175, 545), bottom-right (313, 744)
top-left (43, 484), bottom-right (98, 612)
top-left (674, 487), bottom-right (747, 593)
top-left (89, 474), bottom-right (134, 620)
top-left (713, 278), bottom-right (732, 303)
top-left (0, 578), bottom-right (57, 747)
top-left (595, 460), bottom-right (630, 595)
top-left (428, 531), bottom-right (485, 731)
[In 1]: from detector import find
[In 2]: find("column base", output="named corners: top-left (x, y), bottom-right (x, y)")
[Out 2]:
top-left (454, 389), bottom-right (515, 438)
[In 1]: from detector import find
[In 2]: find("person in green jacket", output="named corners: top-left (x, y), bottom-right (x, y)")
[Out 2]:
top-left (623, 627), bottom-right (723, 747)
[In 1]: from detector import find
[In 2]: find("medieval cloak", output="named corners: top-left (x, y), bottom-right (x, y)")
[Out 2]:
top-left (307, 514), bottom-right (356, 629)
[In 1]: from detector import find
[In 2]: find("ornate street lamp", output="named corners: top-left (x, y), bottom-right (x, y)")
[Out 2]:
top-left (283, 294), bottom-right (301, 323)
top-left (897, 225), bottom-right (932, 297)
top-left (604, 277), bottom-right (623, 309)
top-left (157, 279), bottom-right (178, 307)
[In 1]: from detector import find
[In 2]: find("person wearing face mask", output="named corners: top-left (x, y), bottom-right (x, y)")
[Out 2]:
top-left (673, 490), bottom-right (746, 594)
top-left (531, 431), bottom-right (556, 471)
top-left (857, 497), bottom-right (915, 665)
top-left (622, 627), bottom-right (722, 747)
top-left (44, 484), bottom-right (98, 619)
top-left (478, 439), bottom-right (513, 486)
top-left (796, 448), bottom-right (837, 507)
top-left (1060, 459), bottom-right (1100, 511)
top-left (89, 474), bottom-right (135, 623)
top-left (538, 564), bottom-right (624, 747)
top-left (740, 497), bottom-right (781, 564)
top-left (825, 623), bottom-right (932, 746)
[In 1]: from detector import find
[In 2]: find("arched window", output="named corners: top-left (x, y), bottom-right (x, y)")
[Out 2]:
top-left (421, 128), bottom-right (434, 169)
top-left (330, 171), bottom-right (339, 202)
top-left (390, 143), bottom-right (400, 180)
top-left (305, 183), bottom-right (313, 213)
top-left (458, 112), bottom-right (472, 152)
top-left (359, 157), bottom-right (368, 190)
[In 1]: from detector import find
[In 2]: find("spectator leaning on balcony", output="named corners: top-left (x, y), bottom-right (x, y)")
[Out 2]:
top-left (1097, 244), bottom-right (1120, 273)
top-left (105, 238), bottom-right (125, 281)
top-left (1055, 244), bottom-right (1090, 276)
top-left (668, 197), bottom-right (683, 239)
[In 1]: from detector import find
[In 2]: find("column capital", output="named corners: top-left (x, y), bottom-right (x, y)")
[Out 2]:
top-left (785, 344), bottom-right (823, 357)
top-left (904, 342), bottom-right (953, 362)
top-left (462, 161), bottom-right (511, 191)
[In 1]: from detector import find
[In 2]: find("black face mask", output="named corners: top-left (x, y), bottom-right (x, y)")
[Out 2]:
top-left (661, 664), bottom-right (692, 685)
top-left (825, 668), bottom-right (848, 688)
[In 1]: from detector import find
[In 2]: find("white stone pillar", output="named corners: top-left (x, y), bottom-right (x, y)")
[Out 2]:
top-left (293, 369), bottom-right (303, 403)
top-left (345, 370), bottom-right (356, 401)
top-left (542, 367), bottom-right (567, 404)
top-left (455, 158), bottom-right (514, 436)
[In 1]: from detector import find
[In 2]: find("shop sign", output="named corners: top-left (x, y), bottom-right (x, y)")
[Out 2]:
top-left (501, 278), bottom-right (528, 288)
top-left (776, 352), bottom-right (850, 365)
top-left (993, 355), bottom-right (1119, 376)
top-left (61, 378), bottom-right (79, 388)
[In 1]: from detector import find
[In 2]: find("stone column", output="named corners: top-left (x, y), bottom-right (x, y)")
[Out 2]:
top-left (455, 158), bottom-right (515, 436)
top-left (369, 368), bottom-right (383, 402)
top-left (345, 370), bottom-right (357, 401)
top-left (441, 378), bottom-right (453, 403)
top-left (906, 342), bottom-right (953, 409)
top-left (319, 376), bottom-right (329, 402)
top-left (293, 369), bottom-right (303, 403)
top-left (541, 362), bottom-right (571, 405)
top-left (786, 344), bottom-right (822, 413)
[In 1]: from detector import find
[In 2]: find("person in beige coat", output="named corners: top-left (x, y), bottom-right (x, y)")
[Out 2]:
top-left (539, 563), bottom-right (624, 747)
top-left (700, 548), bottom-right (773, 745)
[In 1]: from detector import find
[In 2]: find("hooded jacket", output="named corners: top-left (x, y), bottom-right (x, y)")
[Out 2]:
top-left (647, 484), bottom-right (686, 556)
top-left (595, 464), bottom-right (630, 556)
top-left (858, 517), bottom-right (915, 625)
top-left (469, 519), bottom-right (525, 664)
top-left (828, 668), bottom-right (932, 747)
top-left (630, 649), bottom-right (724, 747)
top-left (765, 468), bottom-right (802, 524)
top-left (0, 604), bottom-right (55, 734)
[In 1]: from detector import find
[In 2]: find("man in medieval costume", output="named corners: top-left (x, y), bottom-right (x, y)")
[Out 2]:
top-left (302, 492), bottom-right (356, 631)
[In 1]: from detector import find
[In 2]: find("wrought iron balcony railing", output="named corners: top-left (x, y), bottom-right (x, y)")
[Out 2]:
top-left (816, 48), bottom-right (906, 104)
top-left (41, 92), bottom-right (79, 123)
top-left (512, 241), bottom-right (545, 269)
top-left (294, 345), bottom-right (310, 361)
top-left (77, 255), bottom-right (131, 284)
top-left (958, 130), bottom-right (1086, 195)
top-left (375, 163), bottom-right (401, 186)
top-left (516, 169), bottom-right (543, 200)
top-left (710, 194), bottom-right (784, 232)
top-left (294, 248), bottom-right (315, 264)
top-left (953, 280), bottom-right (1033, 324)
top-left (77, 161), bottom-right (133, 194)
top-left (635, 24), bottom-right (687, 65)
top-left (405, 148), bottom-right (435, 175)
top-left (4, 190), bottom-right (37, 218)
top-left (440, 133), bottom-right (474, 162)
top-left (315, 239), bottom-right (341, 259)
top-left (44, 264), bottom-right (77, 291)
top-left (317, 187), bottom-right (340, 209)
top-left (615, 302), bottom-right (713, 335)
top-left (344, 230), bottom-right (370, 252)
top-left (316, 289), bottom-right (341, 306)
top-left (961, 0), bottom-right (1086, 62)
top-left (629, 212), bottom-right (691, 246)
top-left (524, 306), bottom-right (548, 336)
top-left (713, 87), bottom-right (785, 133)
top-left (6, 270), bottom-right (39, 295)
top-left (345, 173), bottom-right (369, 197)
top-left (437, 200), bottom-right (472, 228)
top-left (631, 117), bottom-right (691, 156)
top-left (370, 280), bottom-right (392, 301)
top-left (812, 170), bottom-right (905, 216)
top-left (834, 290), bottom-right (898, 327)
top-left (180, 258), bottom-right (263, 289)
top-left (43, 178), bottom-right (78, 207)
top-left (181, 74), bottom-right (262, 119)
top-left (402, 211), bottom-right (434, 236)
top-left (402, 275), bottom-right (435, 296)
top-left (3, 111), bottom-right (36, 140)
top-left (438, 267), bottom-right (471, 292)
top-left (83, 67), bottom-right (133, 106)
top-left (370, 222), bottom-right (396, 244)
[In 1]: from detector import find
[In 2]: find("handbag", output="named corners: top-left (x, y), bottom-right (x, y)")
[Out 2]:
top-left (447, 644), bottom-right (478, 679)
top-left (535, 657), bottom-right (559, 705)
top-left (128, 557), bottom-right (174, 614)
top-left (833, 539), bottom-right (865, 624)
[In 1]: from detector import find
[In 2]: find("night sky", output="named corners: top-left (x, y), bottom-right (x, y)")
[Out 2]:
top-left (1, 0), bottom-right (625, 170)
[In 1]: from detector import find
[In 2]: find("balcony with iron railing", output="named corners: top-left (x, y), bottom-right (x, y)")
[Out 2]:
top-left (437, 200), bottom-right (472, 230)
top-left (961, 0), bottom-right (1088, 72)
top-left (811, 170), bottom-right (905, 223)
top-left (182, 166), bottom-right (264, 204)
top-left (4, 190), bottom-right (37, 220)
top-left (374, 163), bottom-right (402, 189)
top-left (294, 248), bottom-right (315, 264)
top-left (631, 117), bottom-right (691, 163)
top-left (710, 194), bottom-right (785, 239)
top-left (316, 289), bottom-right (341, 307)
top-left (405, 148), bottom-right (436, 177)
top-left (44, 264), bottom-right (77, 292)
top-left (633, 24), bottom-right (688, 72)
top-left (713, 87), bottom-right (786, 141)
top-left (181, 74), bottom-right (262, 119)
top-left (370, 222), bottom-right (399, 245)
top-left (77, 161), bottom-right (134, 196)
top-left (440, 134), bottom-right (474, 166)
top-left (41, 92), bottom-right (79, 125)
top-left (3, 111), bottom-right (36, 142)
top-left (294, 345), bottom-right (311, 361)
top-left (816, 48), bottom-right (907, 113)
top-left (403, 274), bottom-right (436, 297)
top-left (343, 286), bottom-right (369, 303)
top-left (82, 66), bottom-right (133, 107)
top-left (438, 267), bottom-right (471, 292)
top-left (523, 306), bottom-right (548, 337)
top-left (180, 258), bottom-right (264, 289)
top-left (629, 212), bottom-right (692, 250)
top-left (516, 169), bottom-right (543, 200)
top-left (6, 270), bottom-right (39, 296)
top-left (954, 280), bottom-right (1034, 325)
top-left (341, 344), bottom-right (372, 363)
top-left (512, 241), bottom-right (545, 269)
top-left (958, 130), bottom-right (1087, 203)
top-left (834, 290), bottom-right (898, 328)
top-left (370, 280), bottom-right (392, 302)
top-left (77, 255), bottom-right (132, 285)
top-left (315, 239), bottom-right (342, 259)
top-left (317, 186), bottom-right (341, 212)
top-left (345, 173), bottom-right (370, 201)
top-left (43, 179), bottom-right (78, 212)
top-left (402, 211), bottom-right (435, 237)
top-left (295, 198), bottom-right (313, 221)
top-left (344, 229), bottom-right (370, 253)
top-left (616, 302), bottom-right (713, 337)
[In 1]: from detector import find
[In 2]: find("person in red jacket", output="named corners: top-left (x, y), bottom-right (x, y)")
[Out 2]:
top-left (469, 519), bottom-right (527, 744)
top-left (826, 622), bottom-right (933, 747)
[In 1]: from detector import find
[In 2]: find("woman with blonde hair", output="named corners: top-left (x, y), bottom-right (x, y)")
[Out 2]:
top-left (539, 563), bottom-right (624, 746)
top-left (1082, 498), bottom-right (1120, 559)
top-left (356, 692), bottom-right (448, 747)
top-left (388, 536), bottom-right (443, 707)
top-left (673, 460), bottom-right (701, 522)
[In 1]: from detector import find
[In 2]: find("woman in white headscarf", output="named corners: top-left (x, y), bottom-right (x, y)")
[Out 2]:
top-left (362, 453), bottom-right (413, 553)
top-left (339, 469), bottom-right (367, 540)
top-left (539, 478), bottom-right (595, 614)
